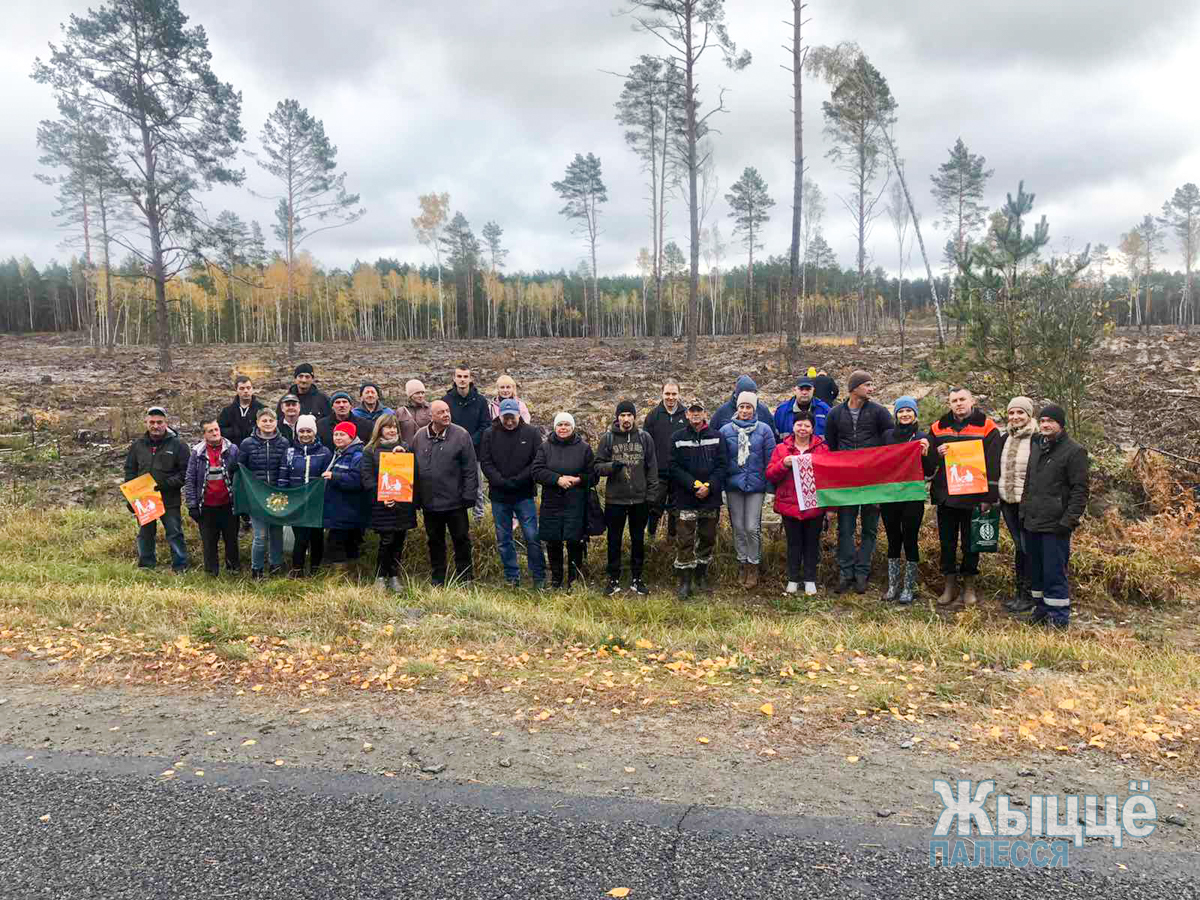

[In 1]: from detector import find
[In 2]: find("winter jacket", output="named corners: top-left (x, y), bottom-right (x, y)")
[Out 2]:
top-left (185, 438), bottom-right (239, 510)
top-left (594, 422), bottom-right (659, 506)
top-left (237, 429), bottom-right (291, 487)
top-left (710, 375), bottom-right (776, 435)
top-left (125, 429), bottom-right (189, 509)
top-left (643, 401), bottom-right (688, 475)
top-left (403, 401), bottom-right (432, 445)
top-left (443, 384), bottom-right (492, 449)
top-left (411, 422), bottom-right (479, 512)
top-left (997, 423), bottom-right (1037, 504)
top-left (926, 408), bottom-right (1002, 508)
top-left (720, 417), bottom-right (777, 494)
top-left (350, 403), bottom-right (396, 444)
top-left (532, 432), bottom-right (594, 542)
top-left (766, 435), bottom-right (829, 522)
top-left (276, 439), bottom-right (333, 488)
top-left (360, 441), bottom-right (419, 532)
top-left (317, 413), bottom-right (357, 449)
top-left (479, 421), bottom-right (542, 505)
top-left (1020, 432), bottom-right (1090, 534)
top-left (217, 397), bottom-right (265, 448)
top-left (277, 383), bottom-right (332, 421)
top-left (824, 400), bottom-right (894, 452)
top-left (488, 396), bottom-right (531, 424)
top-left (773, 396), bottom-right (832, 439)
top-left (670, 421), bottom-right (727, 511)
top-left (812, 374), bottom-right (839, 408)
top-left (322, 439), bottom-right (369, 529)
top-left (278, 419), bottom-right (301, 445)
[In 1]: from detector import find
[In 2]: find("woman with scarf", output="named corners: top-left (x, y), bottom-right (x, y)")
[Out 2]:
top-left (719, 391), bottom-right (777, 589)
top-left (488, 375), bottom-right (532, 423)
top-left (532, 412), bottom-right (593, 589)
top-left (765, 411), bottom-right (828, 596)
top-left (879, 397), bottom-right (931, 605)
top-left (998, 397), bottom-right (1037, 613)
top-left (360, 414), bottom-right (418, 592)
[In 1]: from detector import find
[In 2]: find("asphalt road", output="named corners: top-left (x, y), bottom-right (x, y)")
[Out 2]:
top-left (2, 746), bottom-right (1197, 899)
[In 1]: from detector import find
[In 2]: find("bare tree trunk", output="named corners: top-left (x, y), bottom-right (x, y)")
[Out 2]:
top-left (786, 1), bottom-right (804, 368)
top-left (685, 19), bottom-right (700, 364)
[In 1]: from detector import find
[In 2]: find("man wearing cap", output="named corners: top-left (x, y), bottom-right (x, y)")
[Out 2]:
top-left (277, 393), bottom-right (302, 443)
top-left (773, 376), bottom-right (831, 438)
top-left (124, 406), bottom-right (190, 572)
top-left (670, 398), bottom-right (727, 598)
top-left (824, 370), bottom-right (895, 593)
top-left (403, 379), bottom-right (432, 445)
top-left (318, 391), bottom-right (357, 448)
top-left (1020, 404), bottom-right (1089, 629)
top-left (217, 375), bottom-right (265, 448)
top-left (351, 382), bottom-right (396, 441)
top-left (279, 363), bottom-right (332, 421)
top-left (412, 399), bottom-right (479, 587)
top-left (595, 399), bottom-right (659, 596)
top-left (479, 397), bottom-right (545, 588)
top-left (644, 380), bottom-right (687, 541)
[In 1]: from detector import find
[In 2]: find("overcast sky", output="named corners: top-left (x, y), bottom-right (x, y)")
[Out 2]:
top-left (4, 0), bottom-right (1199, 278)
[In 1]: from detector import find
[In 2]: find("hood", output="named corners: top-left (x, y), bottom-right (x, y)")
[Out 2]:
top-left (144, 427), bottom-right (178, 443)
top-left (732, 375), bottom-right (758, 401)
top-left (192, 437), bottom-right (232, 454)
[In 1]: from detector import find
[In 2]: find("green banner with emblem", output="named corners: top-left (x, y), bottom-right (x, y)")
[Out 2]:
top-left (232, 464), bottom-right (326, 528)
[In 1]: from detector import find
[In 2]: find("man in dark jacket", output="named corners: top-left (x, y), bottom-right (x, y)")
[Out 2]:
top-left (479, 398), bottom-right (545, 588)
top-left (217, 375), bottom-right (264, 448)
top-left (443, 364), bottom-right (492, 522)
top-left (1020, 404), bottom-right (1089, 629)
top-left (811, 367), bottom-right (839, 408)
top-left (824, 370), bottom-right (895, 593)
top-left (412, 399), bottom-right (478, 586)
top-left (278, 363), bottom-right (332, 421)
top-left (318, 392), bottom-right (356, 447)
top-left (595, 399), bottom-right (659, 597)
top-left (185, 419), bottom-right (240, 576)
top-left (124, 406), bottom-right (189, 572)
top-left (277, 393), bottom-right (302, 443)
top-left (670, 399), bottom-right (727, 599)
top-left (927, 387), bottom-right (1003, 607)
top-left (643, 381), bottom-right (687, 540)
top-left (710, 374), bottom-right (776, 434)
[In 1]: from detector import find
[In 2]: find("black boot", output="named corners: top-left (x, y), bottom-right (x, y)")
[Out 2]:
top-left (676, 569), bottom-right (693, 600)
top-left (1006, 576), bottom-right (1036, 613)
top-left (693, 563), bottom-right (709, 593)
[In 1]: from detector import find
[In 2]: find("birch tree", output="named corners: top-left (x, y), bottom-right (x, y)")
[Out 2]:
top-left (412, 192), bottom-right (450, 339)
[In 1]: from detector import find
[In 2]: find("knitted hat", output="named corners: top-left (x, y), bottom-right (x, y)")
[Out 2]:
top-left (737, 391), bottom-right (758, 409)
top-left (296, 414), bottom-right (317, 433)
top-left (330, 390), bottom-right (352, 404)
top-left (333, 421), bottom-right (357, 439)
top-left (1038, 403), bottom-right (1066, 428)
top-left (553, 412), bottom-right (575, 429)
top-left (848, 370), bottom-right (872, 393)
top-left (360, 381), bottom-right (381, 396)
top-left (893, 396), bottom-right (919, 415)
top-left (405, 379), bottom-right (426, 397)
top-left (294, 363), bottom-right (314, 377)
top-left (616, 399), bottom-right (636, 417)
top-left (1007, 396), bottom-right (1035, 417)
top-left (499, 398), bottom-right (521, 417)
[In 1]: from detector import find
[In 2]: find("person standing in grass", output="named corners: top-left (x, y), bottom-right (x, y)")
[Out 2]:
top-left (488, 374), bottom-right (532, 423)
top-left (879, 397), bottom-right (931, 605)
top-left (361, 414), bottom-right (417, 592)
top-left (644, 380), bottom-right (687, 541)
top-left (217, 375), bottom-right (264, 448)
top-left (766, 411), bottom-right (827, 596)
top-left (532, 412), bottom-right (594, 590)
top-left (322, 421), bottom-right (370, 575)
top-left (773, 375), bottom-right (831, 438)
top-left (671, 399), bottom-right (726, 599)
top-left (279, 362), bottom-right (332, 421)
top-left (479, 398), bottom-right (545, 589)
top-left (238, 407), bottom-right (290, 579)
top-left (185, 418), bottom-right (240, 577)
top-left (403, 379), bottom-right (431, 444)
top-left (412, 399), bottom-right (478, 587)
top-left (125, 405), bottom-right (190, 573)
top-left (443, 365), bottom-right (493, 523)
top-left (594, 399), bottom-right (658, 597)
top-left (277, 414), bottom-right (332, 576)
top-left (997, 397), bottom-right (1037, 613)
top-left (720, 391), bottom-right (777, 590)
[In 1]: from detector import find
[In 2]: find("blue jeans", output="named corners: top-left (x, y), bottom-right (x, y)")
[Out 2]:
top-left (250, 516), bottom-right (284, 570)
top-left (137, 507), bottom-right (188, 571)
top-left (491, 497), bottom-right (545, 585)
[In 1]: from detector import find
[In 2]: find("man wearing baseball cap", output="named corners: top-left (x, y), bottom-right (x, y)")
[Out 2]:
top-left (123, 406), bottom-right (190, 572)
top-left (773, 375), bottom-right (831, 438)
top-left (479, 397), bottom-right (545, 588)
top-left (277, 393), bottom-right (302, 443)
top-left (670, 398), bottom-right (726, 599)
top-left (278, 362), bottom-right (332, 421)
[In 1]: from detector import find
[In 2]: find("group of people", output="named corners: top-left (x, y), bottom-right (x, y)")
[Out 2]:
top-left (123, 361), bottom-right (1090, 628)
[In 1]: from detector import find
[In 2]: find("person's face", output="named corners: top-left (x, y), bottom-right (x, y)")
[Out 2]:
top-left (236, 380), bottom-right (253, 402)
top-left (736, 402), bottom-right (755, 421)
top-left (618, 412), bottom-right (634, 431)
top-left (203, 422), bottom-right (222, 445)
top-left (258, 415), bottom-right (277, 436)
top-left (501, 413), bottom-right (519, 431)
top-left (949, 390), bottom-right (973, 418)
top-left (295, 373), bottom-right (314, 392)
top-left (853, 380), bottom-right (875, 400)
top-left (333, 430), bottom-right (351, 449)
top-left (498, 381), bottom-right (515, 399)
top-left (431, 401), bottom-right (451, 428)
top-left (361, 386), bottom-right (378, 407)
top-left (146, 415), bottom-right (167, 438)
top-left (794, 385), bottom-right (814, 403)
top-left (554, 420), bottom-right (573, 439)
top-left (1039, 417), bottom-right (1063, 438)
top-left (793, 419), bottom-right (813, 442)
top-left (454, 369), bottom-right (471, 391)
top-left (687, 409), bottom-right (705, 428)
top-left (662, 384), bottom-right (679, 408)
top-left (382, 424), bottom-right (399, 442)
top-left (410, 390), bottom-right (426, 406)
top-left (283, 399), bottom-right (300, 419)
top-left (896, 407), bottom-right (916, 426)
top-left (297, 427), bottom-right (315, 444)
top-left (1008, 407), bottom-right (1030, 429)
top-left (333, 398), bottom-right (351, 417)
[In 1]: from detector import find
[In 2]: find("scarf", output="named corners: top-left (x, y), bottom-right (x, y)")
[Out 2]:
top-left (891, 421), bottom-right (919, 442)
top-left (733, 417), bottom-right (755, 467)
top-left (999, 420), bottom-right (1036, 503)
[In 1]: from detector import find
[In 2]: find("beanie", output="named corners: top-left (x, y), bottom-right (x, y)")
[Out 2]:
top-left (1007, 396), bottom-right (1035, 418)
top-left (360, 381), bottom-right (381, 397)
top-left (848, 370), bottom-right (872, 393)
top-left (737, 391), bottom-right (758, 409)
top-left (405, 379), bottom-right (426, 397)
top-left (330, 390), bottom-right (352, 404)
top-left (296, 414), bottom-right (317, 433)
top-left (294, 363), bottom-right (314, 377)
top-left (893, 396), bottom-right (918, 415)
top-left (553, 412), bottom-right (575, 429)
top-left (616, 399), bottom-right (636, 417)
top-left (1038, 404), bottom-right (1066, 428)
top-left (333, 421), bottom-right (357, 439)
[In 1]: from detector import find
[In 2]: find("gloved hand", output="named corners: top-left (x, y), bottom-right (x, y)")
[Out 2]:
top-left (188, 507), bottom-right (201, 523)
top-left (610, 460), bottom-right (627, 472)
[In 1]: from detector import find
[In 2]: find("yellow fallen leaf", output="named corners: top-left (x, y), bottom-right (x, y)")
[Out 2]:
top-left (298, 708), bottom-right (311, 714)
top-left (193, 770), bottom-right (204, 777)
top-left (39, 814), bottom-right (51, 823)
top-left (274, 759), bottom-right (285, 766)
top-left (989, 726), bottom-right (1002, 739)
top-left (1019, 660), bottom-right (1033, 671)
top-left (845, 755), bottom-right (859, 763)
top-left (241, 739), bottom-right (256, 746)
top-left (606, 889), bottom-right (631, 898)
top-left (624, 766), bottom-right (636, 774)
top-left (1054, 746), bottom-right (1071, 753)
top-left (697, 736), bottom-right (710, 745)
top-left (251, 685), bottom-right (265, 693)
top-left (1057, 698), bottom-right (1076, 711)
top-left (537, 709), bottom-right (552, 721)
top-left (634, 639), bottom-right (654, 650)
top-left (1142, 732), bottom-right (1160, 742)
top-left (759, 703), bottom-right (774, 717)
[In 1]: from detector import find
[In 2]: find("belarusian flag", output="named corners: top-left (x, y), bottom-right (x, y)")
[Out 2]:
top-left (792, 443), bottom-right (926, 510)
top-left (233, 465), bottom-right (326, 527)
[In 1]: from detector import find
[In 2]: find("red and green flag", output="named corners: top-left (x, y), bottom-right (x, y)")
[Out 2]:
top-left (792, 443), bottom-right (926, 510)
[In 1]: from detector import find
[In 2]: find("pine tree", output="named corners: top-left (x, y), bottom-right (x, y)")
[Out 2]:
top-left (726, 167), bottom-right (775, 335)
top-left (552, 153), bottom-right (608, 337)
top-left (1159, 183), bottom-right (1200, 327)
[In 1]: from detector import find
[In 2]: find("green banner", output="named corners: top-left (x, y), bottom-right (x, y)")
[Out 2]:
top-left (233, 464), bottom-right (326, 528)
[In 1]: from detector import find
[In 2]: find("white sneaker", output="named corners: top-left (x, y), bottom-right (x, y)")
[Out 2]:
top-left (784, 582), bottom-right (799, 594)
top-left (804, 582), bottom-right (817, 595)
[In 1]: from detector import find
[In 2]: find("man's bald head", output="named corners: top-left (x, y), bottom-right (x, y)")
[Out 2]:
top-left (430, 399), bottom-right (451, 431)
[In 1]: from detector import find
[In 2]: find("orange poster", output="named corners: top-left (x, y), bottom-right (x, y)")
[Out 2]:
top-left (377, 451), bottom-right (414, 503)
top-left (945, 439), bottom-right (987, 496)
top-left (120, 473), bottom-right (166, 525)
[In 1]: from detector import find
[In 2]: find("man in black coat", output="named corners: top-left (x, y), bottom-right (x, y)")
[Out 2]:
top-left (412, 399), bottom-right (478, 586)
top-left (1020, 404), bottom-right (1089, 630)
top-left (670, 399), bottom-right (727, 599)
top-left (479, 398), bottom-right (546, 588)
top-left (443, 364), bottom-right (492, 523)
top-left (217, 375), bottom-right (264, 448)
top-left (594, 399), bottom-right (659, 597)
top-left (643, 380), bottom-right (687, 540)
top-left (278, 362), bottom-right (332, 421)
top-left (123, 405), bottom-right (190, 572)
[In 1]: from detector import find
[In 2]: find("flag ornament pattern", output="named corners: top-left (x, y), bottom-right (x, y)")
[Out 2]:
top-left (792, 443), bottom-right (926, 511)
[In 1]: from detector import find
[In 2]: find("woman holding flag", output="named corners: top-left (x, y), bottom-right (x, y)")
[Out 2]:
top-left (880, 398), bottom-right (931, 605)
top-left (361, 414), bottom-right (417, 591)
top-left (766, 411), bottom-right (828, 596)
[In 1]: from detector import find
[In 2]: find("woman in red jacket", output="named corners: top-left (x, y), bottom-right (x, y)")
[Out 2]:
top-left (766, 411), bottom-right (828, 596)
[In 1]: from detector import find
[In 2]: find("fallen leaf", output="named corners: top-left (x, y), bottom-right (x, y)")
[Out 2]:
top-left (274, 759), bottom-right (285, 766)
top-left (362, 742), bottom-right (374, 752)
top-left (193, 770), bottom-right (204, 777)
top-left (241, 739), bottom-right (256, 746)
top-left (624, 766), bottom-right (636, 774)
top-left (634, 639), bottom-right (654, 650)
top-left (697, 736), bottom-right (710, 745)
top-left (251, 685), bottom-right (265, 693)
top-left (759, 703), bottom-right (774, 717)
top-left (1057, 699), bottom-right (1076, 711)
top-left (606, 889), bottom-right (631, 898)
top-left (845, 755), bottom-right (860, 763)
top-left (39, 814), bottom-right (50, 823)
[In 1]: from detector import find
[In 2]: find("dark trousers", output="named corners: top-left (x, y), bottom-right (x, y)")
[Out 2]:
top-left (376, 529), bottom-right (408, 578)
top-left (606, 502), bottom-right (649, 580)
top-left (424, 507), bottom-right (473, 585)
top-left (783, 516), bottom-right (822, 582)
top-left (292, 526), bottom-right (325, 572)
top-left (835, 504), bottom-right (880, 578)
top-left (1000, 500), bottom-right (1028, 586)
top-left (546, 540), bottom-right (585, 586)
top-left (198, 504), bottom-right (239, 575)
top-left (326, 527), bottom-right (363, 563)
top-left (674, 508), bottom-right (718, 569)
top-left (936, 505), bottom-right (979, 576)
top-left (646, 477), bottom-right (677, 538)
top-left (136, 507), bottom-right (188, 571)
top-left (1025, 529), bottom-right (1071, 624)
top-left (881, 500), bottom-right (924, 562)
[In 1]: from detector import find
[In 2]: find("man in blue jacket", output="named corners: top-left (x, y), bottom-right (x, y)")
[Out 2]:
top-left (710, 375), bottom-right (775, 435)
top-left (773, 376), bottom-right (831, 437)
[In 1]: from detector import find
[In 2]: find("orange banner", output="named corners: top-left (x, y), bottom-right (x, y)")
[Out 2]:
top-left (377, 451), bottom-right (414, 503)
top-left (945, 439), bottom-right (987, 496)
top-left (120, 473), bottom-right (166, 525)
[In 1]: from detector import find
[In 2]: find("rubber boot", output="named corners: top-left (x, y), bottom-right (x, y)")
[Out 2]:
top-left (938, 574), bottom-right (958, 607)
top-left (959, 575), bottom-right (978, 606)
top-left (1005, 575), bottom-right (1036, 613)
top-left (744, 564), bottom-right (759, 590)
top-left (676, 568), bottom-right (693, 600)
top-left (693, 563), bottom-right (709, 593)
top-left (882, 559), bottom-right (903, 602)
top-left (898, 561), bottom-right (919, 605)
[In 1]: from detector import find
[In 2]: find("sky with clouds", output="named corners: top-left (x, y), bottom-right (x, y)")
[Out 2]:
top-left (4, 0), bottom-right (1199, 278)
